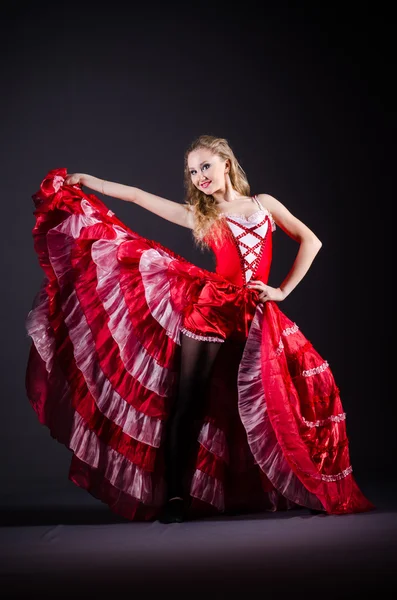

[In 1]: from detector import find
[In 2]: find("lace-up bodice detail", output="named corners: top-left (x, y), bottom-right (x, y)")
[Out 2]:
top-left (217, 196), bottom-right (276, 285)
top-left (225, 214), bottom-right (269, 283)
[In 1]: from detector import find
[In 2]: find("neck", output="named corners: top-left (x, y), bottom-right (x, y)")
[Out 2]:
top-left (212, 174), bottom-right (239, 204)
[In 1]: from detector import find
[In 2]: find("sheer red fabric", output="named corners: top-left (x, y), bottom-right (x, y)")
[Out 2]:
top-left (25, 168), bottom-right (374, 520)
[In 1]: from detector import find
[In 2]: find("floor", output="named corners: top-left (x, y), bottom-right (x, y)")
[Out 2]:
top-left (1, 478), bottom-right (396, 599)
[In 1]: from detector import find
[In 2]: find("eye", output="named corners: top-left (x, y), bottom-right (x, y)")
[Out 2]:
top-left (190, 169), bottom-right (197, 176)
top-left (202, 163), bottom-right (210, 170)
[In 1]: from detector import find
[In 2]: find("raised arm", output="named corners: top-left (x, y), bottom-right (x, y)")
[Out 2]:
top-left (64, 173), bottom-right (194, 229)
top-left (247, 193), bottom-right (322, 302)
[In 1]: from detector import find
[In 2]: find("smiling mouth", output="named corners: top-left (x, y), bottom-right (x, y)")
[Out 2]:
top-left (201, 181), bottom-right (211, 188)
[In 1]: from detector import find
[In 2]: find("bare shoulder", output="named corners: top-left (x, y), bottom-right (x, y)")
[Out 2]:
top-left (256, 193), bottom-right (286, 213)
top-left (255, 193), bottom-right (320, 243)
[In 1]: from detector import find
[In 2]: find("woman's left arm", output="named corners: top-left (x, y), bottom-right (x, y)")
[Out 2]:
top-left (247, 193), bottom-right (322, 302)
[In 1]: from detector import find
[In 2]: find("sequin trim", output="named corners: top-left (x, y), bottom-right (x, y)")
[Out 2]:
top-left (320, 466), bottom-right (353, 482)
top-left (275, 339), bottom-right (284, 356)
top-left (275, 323), bottom-right (299, 355)
top-left (283, 323), bottom-right (299, 336)
top-left (302, 412), bottom-right (346, 428)
top-left (302, 361), bottom-right (329, 377)
top-left (180, 326), bottom-right (225, 343)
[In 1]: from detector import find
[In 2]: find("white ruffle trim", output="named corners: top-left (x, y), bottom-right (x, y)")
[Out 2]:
top-left (197, 422), bottom-right (229, 462)
top-left (70, 413), bottom-right (164, 505)
top-left (26, 278), bottom-right (55, 373)
top-left (139, 247), bottom-right (184, 345)
top-left (321, 466), bottom-right (353, 482)
top-left (302, 412), bottom-right (346, 428)
top-left (28, 205), bottom-right (167, 447)
top-left (283, 323), bottom-right (299, 336)
top-left (302, 361), bottom-right (329, 377)
top-left (275, 323), bottom-right (299, 355)
top-left (222, 206), bottom-right (276, 231)
top-left (190, 469), bottom-right (225, 511)
top-left (180, 327), bottom-right (225, 343)
top-left (237, 304), bottom-right (324, 511)
top-left (92, 238), bottom-right (177, 398)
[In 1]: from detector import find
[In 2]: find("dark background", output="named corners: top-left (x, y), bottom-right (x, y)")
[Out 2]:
top-left (0, 1), bottom-right (393, 511)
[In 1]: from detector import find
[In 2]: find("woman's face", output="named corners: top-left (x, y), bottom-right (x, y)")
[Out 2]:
top-left (188, 149), bottom-right (229, 194)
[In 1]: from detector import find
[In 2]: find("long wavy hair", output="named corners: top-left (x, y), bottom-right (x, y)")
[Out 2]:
top-left (183, 135), bottom-right (251, 249)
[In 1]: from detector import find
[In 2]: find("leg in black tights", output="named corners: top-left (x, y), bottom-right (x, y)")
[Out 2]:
top-left (159, 333), bottom-right (222, 523)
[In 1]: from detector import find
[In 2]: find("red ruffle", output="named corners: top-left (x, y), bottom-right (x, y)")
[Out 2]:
top-left (25, 168), bottom-right (374, 520)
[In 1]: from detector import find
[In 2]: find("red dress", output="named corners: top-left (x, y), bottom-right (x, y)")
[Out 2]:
top-left (25, 168), bottom-right (374, 520)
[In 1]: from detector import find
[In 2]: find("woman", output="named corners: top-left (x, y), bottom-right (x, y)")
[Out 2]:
top-left (25, 135), bottom-right (374, 524)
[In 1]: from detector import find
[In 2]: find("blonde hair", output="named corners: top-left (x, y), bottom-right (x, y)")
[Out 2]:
top-left (183, 135), bottom-right (251, 249)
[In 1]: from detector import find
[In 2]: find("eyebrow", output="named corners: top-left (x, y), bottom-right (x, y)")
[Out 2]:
top-left (188, 161), bottom-right (209, 170)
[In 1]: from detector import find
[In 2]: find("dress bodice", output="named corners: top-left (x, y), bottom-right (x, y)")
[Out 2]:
top-left (208, 196), bottom-right (276, 288)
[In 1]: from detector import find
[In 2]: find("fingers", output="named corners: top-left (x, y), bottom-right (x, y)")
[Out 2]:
top-left (64, 177), bottom-right (79, 186)
top-left (248, 282), bottom-right (267, 294)
top-left (247, 280), bottom-right (272, 303)
top-left (247, 281), bottom-right (266, 291)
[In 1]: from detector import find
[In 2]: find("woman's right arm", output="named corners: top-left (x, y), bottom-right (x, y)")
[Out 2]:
top-left (64, 173), bottom-right (194, 230)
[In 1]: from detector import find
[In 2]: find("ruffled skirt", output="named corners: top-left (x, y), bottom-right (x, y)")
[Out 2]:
top-left (25, 169), bottom-right (374, 520)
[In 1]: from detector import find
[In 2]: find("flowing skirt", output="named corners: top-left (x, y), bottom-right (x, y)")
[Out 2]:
top-left (25, 168), bottom-right (374, 520)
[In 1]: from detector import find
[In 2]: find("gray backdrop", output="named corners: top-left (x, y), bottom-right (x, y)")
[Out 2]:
top-left (1, 1), bottom-right (392, 511)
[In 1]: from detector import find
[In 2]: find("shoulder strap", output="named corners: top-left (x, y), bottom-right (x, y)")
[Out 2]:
top-left (252, 195), bottom-right (276, 231)
top-left (252, 195), bottom-right (262, 210)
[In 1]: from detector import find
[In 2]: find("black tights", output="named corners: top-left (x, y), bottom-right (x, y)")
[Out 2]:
top-left (163, 333), bottom-right (222, 500)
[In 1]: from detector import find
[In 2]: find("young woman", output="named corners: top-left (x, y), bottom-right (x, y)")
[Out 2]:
top-left (25, 135), bottom-right (374, 523)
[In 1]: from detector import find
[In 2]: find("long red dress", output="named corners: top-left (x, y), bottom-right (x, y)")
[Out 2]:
top-left (25, 168), bottom-right (374, 520)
